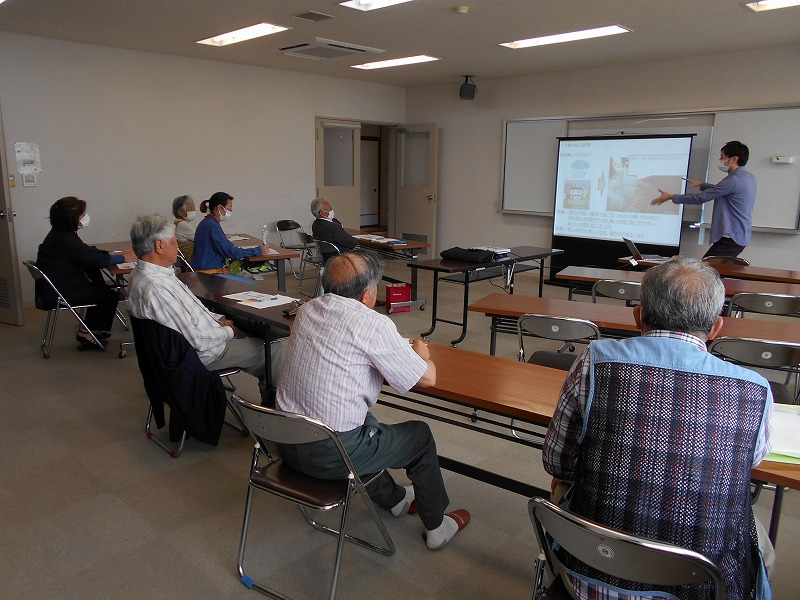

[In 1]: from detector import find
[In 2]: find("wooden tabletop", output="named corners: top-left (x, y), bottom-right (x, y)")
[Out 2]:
top-left (177, 271), bottom-right (295, 328)
top-left (346, 229), bottom-right (430, 250)
top-left (419, 343), bottom-right (563, 425)
top-left (557, 266), bottom-right (800, 297)
top-left (469, 292), bottom-right (800, 343)
top-left (95, 236), bottom-right (300, 262)
top-left (612, 260), bottom-right (800, 285)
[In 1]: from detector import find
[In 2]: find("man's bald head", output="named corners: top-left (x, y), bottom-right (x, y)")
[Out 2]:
top-left (321, 249), bottom-right (385, 300)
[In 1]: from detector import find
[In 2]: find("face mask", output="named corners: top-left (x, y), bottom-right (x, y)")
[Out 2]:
top-left (717, 158), bottom-right (731, 173)
top-left (79, 213), bottom-right (91, 228)
top-left (327, 210), bottom-right (335, 220)
top-left (219, 208), bottom-right (231, 221)
top-left (185, 210), bottom-right (196, 221)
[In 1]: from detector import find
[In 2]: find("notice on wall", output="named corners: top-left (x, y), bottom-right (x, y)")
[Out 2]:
top-left (15, 142), bottom-right (42, 174)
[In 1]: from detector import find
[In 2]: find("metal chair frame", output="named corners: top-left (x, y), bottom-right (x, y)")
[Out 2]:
top-left (23, 260), bottom-right (106, 358)
top-left (235, 398), bottom-right (394, 600)
top-left (517, 314), bottom-right (601, 365)
top-left (277, 220), bottom-right (315, 279)
top-left (591, 279), bottom-right (642, 306)
top-left (529, 497), bottom-right (726, 600)
top-left (727, 292), bottom-right (800, 318)
top-left (144, 365), bottom-right (246, 457)
top-left (296, 231), bottom-right (324, 296)
top-left (708, 336), bottom-right (800, 404)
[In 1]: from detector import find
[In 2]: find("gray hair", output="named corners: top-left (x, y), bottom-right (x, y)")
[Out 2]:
top-left (321, 249), bottom-right (385, 299)
top-left (172, 194), bottom-right (192, 219)
top-left (640, 256), bottom-right (725, 335)
top-left (310, 197), bottom-right (328, 218)
top-left (130, 214), bottom-right (176, 258)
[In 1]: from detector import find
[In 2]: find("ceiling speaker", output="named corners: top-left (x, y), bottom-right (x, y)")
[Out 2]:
top-left (459, 81), bottom-right (477, 100)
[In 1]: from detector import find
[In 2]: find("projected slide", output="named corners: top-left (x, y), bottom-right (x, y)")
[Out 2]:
top-left (553, 135), bottom-right (692, 246)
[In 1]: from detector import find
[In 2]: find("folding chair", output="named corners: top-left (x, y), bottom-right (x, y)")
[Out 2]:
top-left (235, 398), bottom-right (395, 600)
top-left (23, 260), bottom-right (106, 358)
top-left (529, 497), bottom-right (726, 600)
top-left (131, 316), bottom-right (247, 457)
top-left (591, 279), bottom-right (641, 306)
top-left (517, 314), bottom-right (601, 370)
top-left (727, 292), bottom-right (800, 318)
top-left (708, 336), bottom-right (800, 405)
top-left (297, 231), bottom-right (324, 296)
top-left (277, 219), bottom-right (315, 279)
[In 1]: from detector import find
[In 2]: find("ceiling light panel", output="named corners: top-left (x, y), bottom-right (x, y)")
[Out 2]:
top-left (744, 0), bottom-right (800, 11)
top-left (197, 23), bottom-right (289, 47)
top-left (501, 25), bottom-right (631, 49)
top-left (340, 0), bottom-right (414, 12)
top-left (352, 55), bottom-right (439, 70)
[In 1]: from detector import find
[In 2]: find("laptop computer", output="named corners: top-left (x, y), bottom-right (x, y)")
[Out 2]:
top-left (623, 238), bottom-right (667, 262)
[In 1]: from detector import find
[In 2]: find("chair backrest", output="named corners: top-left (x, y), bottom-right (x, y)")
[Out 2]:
top-left (708, 336), bottom-right (800, 373)
top-left (529, 497), bottom-right (726, 600)
top-left (315, 239), bottom-right (342, 263)
top-left (703, 255), bottom-right (750, 266)
top-left (591, 280), bottom-right (641, 304)
top-left (728, 292), bottom-right (800, 317)
top-left (235, 398), bottom-right (358, 475)
top-left (24, 259), bottom-right (77, 310)
top-left (518, 314), bottom-right (601, 345)
top-left (276, 220), bottom-right (308, 249)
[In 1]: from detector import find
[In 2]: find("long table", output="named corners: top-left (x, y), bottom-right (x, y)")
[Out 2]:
top-left (409, 246), bottom-right (563, 346)
top-left (615, 259), bottom-right (800, 285)
top-left (96, 235), bottom-right (300, 292)
top-left (469, 292), bottom-right (800, 354)
top-left (556, 265), bottom-right (800, 300)
top-left (394, 343), bottom-right (798, 544)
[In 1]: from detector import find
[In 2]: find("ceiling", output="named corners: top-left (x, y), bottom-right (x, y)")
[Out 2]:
top-left (1, 0), bottom-right (799, 88)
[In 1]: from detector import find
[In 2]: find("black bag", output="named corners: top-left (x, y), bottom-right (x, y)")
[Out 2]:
top-left (440, 247), bottom-right (493, 263)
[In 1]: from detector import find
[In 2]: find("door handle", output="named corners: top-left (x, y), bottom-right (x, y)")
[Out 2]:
top-left (426, 195), bottom-right (434, 202)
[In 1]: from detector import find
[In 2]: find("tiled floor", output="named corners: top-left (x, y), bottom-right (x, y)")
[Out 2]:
top-left (1, 260), bottom-right (796, 599)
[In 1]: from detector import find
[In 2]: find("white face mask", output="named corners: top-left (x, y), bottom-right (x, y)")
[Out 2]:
top-left (185, 210), bottom-right (196, 221)
top-left (79, 213), bottom-right (91, 228)
top-left (219, 207), bottom-right (232, 221)
top-left (327, 210), bottom-right (335, 221)
top-left (717, 158), bottom-right (731, 173)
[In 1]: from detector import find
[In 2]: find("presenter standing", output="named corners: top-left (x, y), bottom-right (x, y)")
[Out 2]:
top-left (651, 140), bottom-right (755, 258)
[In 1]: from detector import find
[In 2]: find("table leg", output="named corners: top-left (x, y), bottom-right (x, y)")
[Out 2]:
top-left (490, 316), bottom-right (498, 356)
top-left (538, 258), bottom-right (545, 297)
top-left (410, 254), bottom-right (419, 301)
top-left (450, 272), bottom-right (471, 346)
top-left (768, 485), bottom-right (785, 545)
top-left (421, 272), bottom-right (440, 338)
top-left (276, 260), bottom-right (286, 292)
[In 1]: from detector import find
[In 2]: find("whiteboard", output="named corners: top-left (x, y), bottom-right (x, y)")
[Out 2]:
top-left (712, 108), bottom-right (800, 230)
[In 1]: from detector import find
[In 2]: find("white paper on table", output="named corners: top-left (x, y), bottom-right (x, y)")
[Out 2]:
top-left (223, 291), bottom-right (295, 309)
top-left (768, 404), bottom-right (800, 457)
top-left (227, 235), bottom-right (248, 241)
top-left (117, 262), bottom-right (136, 270)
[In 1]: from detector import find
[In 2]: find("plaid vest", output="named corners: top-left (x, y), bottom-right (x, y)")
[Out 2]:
top-left (563, 337), bottom-right (769, 600)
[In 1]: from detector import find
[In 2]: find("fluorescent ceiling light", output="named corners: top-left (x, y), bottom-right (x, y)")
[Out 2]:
top-left (197, 23), bottom-right (289, 47)
top-left (340, 0), bottom-right (414, 11)
top-left (501, 25), bottom-right (631, 49)
top-left (744, 0), bottom-right (800, 11)
top-left (352, 55), bottom-right (439, 70)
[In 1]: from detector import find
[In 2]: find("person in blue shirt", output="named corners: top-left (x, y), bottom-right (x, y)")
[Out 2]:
top-left (651, 140), bottom-right (756, 258)
top-left (189, 191), bottom-right (269, 271)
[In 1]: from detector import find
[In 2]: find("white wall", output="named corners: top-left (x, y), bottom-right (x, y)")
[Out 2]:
top-left (0, 32), bottom-right (406, 303)
top-left (406, 44), bottom-right (800, 268)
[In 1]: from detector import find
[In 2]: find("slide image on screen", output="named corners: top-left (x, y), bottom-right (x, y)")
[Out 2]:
top-left (553, 135), bottom-right (692, 246)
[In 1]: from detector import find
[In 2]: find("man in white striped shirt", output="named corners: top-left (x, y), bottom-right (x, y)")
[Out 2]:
top-left (277, 249), bottom-right (470, 551)
top-left (128, 214), bottom-right (285, 404)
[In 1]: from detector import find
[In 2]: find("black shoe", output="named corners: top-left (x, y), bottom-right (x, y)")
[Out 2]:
top-left (93, 331), bottom-right (112, 340)
top-left (76, 335), bottom-right (108, 351)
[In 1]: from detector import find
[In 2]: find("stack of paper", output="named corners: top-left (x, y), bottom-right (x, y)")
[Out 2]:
top-left (222, 292), bottom-right (295, 309)
top-left (765, 404), bottom-right (800, 464)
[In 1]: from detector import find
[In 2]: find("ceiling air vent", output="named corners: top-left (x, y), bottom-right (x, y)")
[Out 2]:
top-left (277, 38), bottom-right (384, 60)
top-left (293, 11), bottom-right (334, 22)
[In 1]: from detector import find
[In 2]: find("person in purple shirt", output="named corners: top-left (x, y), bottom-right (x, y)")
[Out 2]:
top-left (189, 191), bottom-right (269, 271)
top-left (651, 140), bottom-right (756, 258)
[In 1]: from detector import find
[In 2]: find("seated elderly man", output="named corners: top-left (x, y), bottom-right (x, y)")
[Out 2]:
top-left (277, 249), bottom-right (470, 551)
top-left (310, 197), bottom-right (358, 262)
top-left (128, 214), bottom-right (285, 404)
top-left (543, 257), bottom-right (773, 599)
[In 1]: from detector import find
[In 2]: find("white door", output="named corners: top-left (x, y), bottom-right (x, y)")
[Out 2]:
top-left (394, 124), bottom-right (439, 252)
top-left (0, 103), bottom-right (24, 326)
top-left (315, 118), bottom-right (361, 230)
